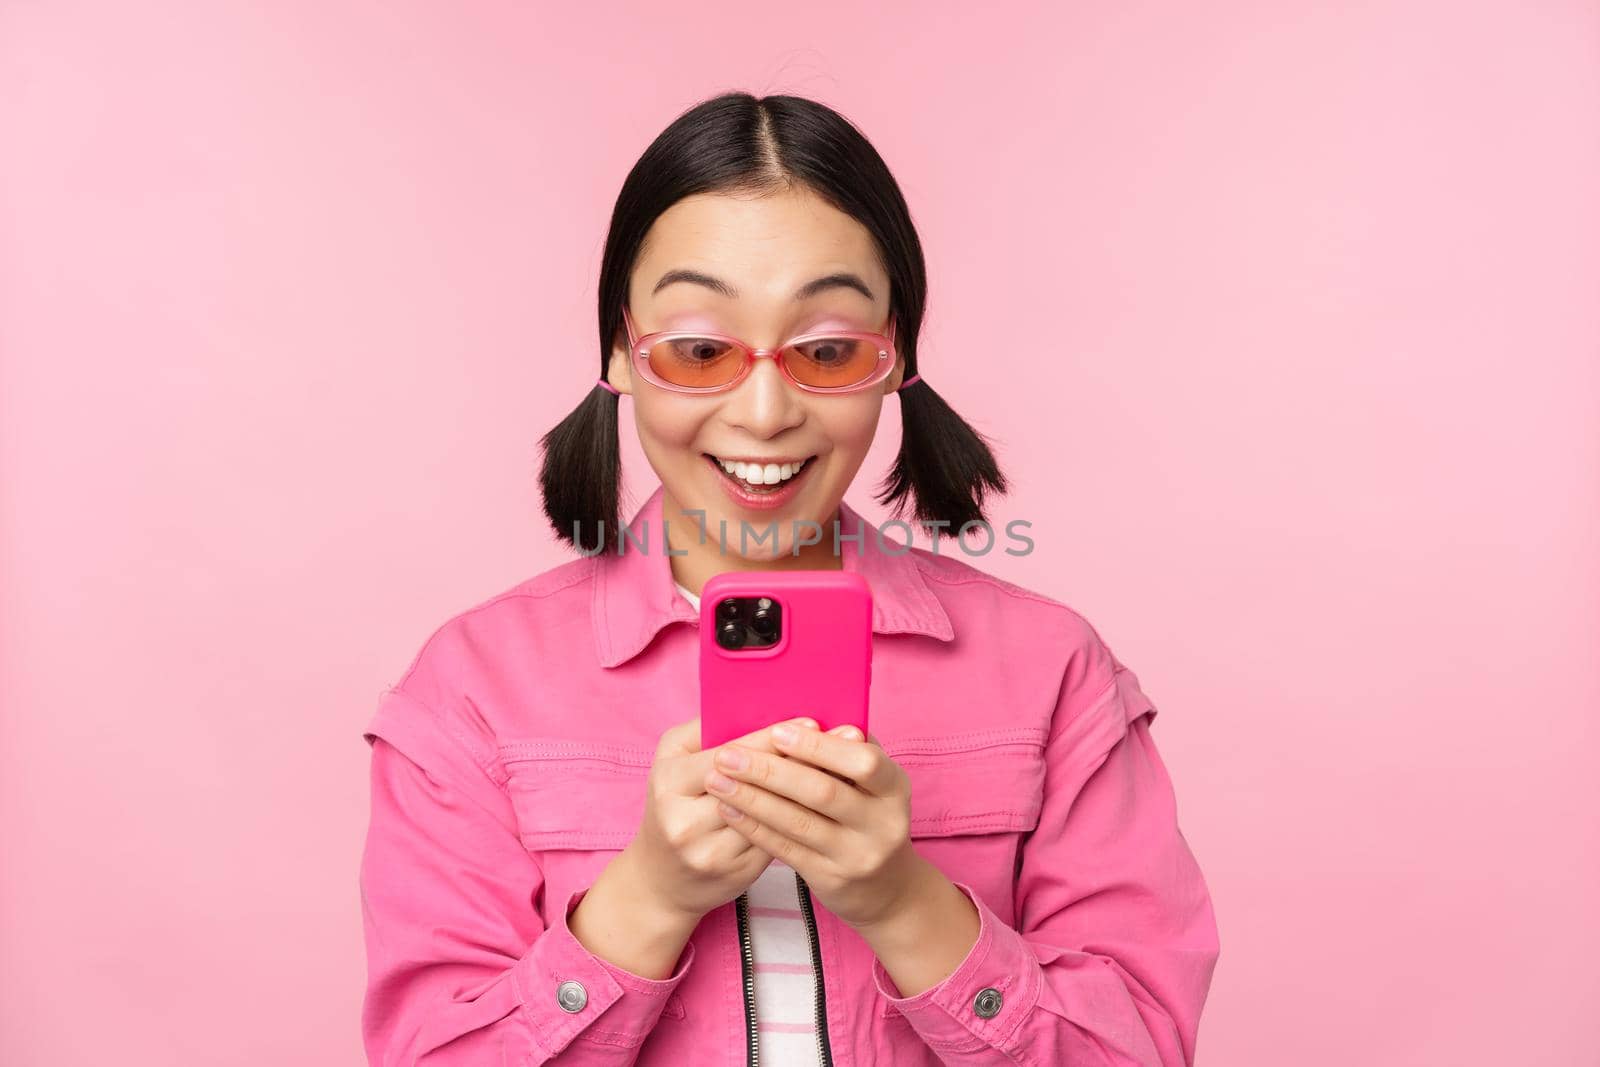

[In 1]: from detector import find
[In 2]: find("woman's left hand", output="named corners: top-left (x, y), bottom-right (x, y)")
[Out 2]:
top-left (704, 721), bottom-right (927, 930)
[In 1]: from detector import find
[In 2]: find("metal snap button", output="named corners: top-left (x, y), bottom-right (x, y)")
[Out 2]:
top-left (557, 979), bottom-right (588, 1013)
top-left (973, 986), bottom-right (1003, 1018)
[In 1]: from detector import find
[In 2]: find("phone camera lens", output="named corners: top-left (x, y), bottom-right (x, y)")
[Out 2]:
top-left (716, 599), bottom-right (742, 623)
top-left (717, 620), bottom-right (747, 649)
top-left (749, 610), bottom-right (777, 638)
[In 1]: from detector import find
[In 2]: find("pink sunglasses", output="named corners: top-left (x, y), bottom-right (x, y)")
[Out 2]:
top-left (622, 305), bottom-right (898, 395)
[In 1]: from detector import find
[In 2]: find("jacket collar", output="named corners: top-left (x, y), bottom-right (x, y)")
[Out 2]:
top-left (591, 484), bottom-right (955, 668)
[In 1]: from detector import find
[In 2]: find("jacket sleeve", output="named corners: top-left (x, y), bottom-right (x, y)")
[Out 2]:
top-left (870, 648), bottom-right (1221, 1066)
top-left (359, 687), bottom-right (694, 1065)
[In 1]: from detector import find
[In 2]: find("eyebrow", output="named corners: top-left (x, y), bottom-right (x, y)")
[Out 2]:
top-left (651, 269), bottom-right (875, 303)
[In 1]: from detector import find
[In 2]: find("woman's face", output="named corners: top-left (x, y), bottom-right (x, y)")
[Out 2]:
top-left (607, 187), bottom-right (904, 564)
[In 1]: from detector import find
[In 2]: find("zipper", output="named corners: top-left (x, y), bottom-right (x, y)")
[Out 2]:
top-left (736, 874), bottom-right (836, 1067)
top-left (735, 891), bottom-right (759, 1066)
top-left (794, 871), bottom-right (835, 1067)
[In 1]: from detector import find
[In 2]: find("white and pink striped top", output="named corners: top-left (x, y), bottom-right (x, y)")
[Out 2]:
top-left (677, 582), bottom-right (824, 1065)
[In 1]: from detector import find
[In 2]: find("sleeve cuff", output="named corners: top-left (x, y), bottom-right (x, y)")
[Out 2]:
top-left (514, 884), bottom-right (696, 1055)
top-left (870, 880), bottom-right (1042, 1052)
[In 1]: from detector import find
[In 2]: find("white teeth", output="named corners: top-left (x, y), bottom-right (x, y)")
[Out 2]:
top-left (714, 456), bottom-right (809, 486)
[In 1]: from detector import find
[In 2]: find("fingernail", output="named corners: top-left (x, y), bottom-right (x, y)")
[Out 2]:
top-left (716, 748), bottom-right (749, 771)
top-left (793, 717), bottom-right (818, 730)
top-left (772, 724), bottom-right (796, 745)
top-left (838, 726), bottom-right (863, 741)
top-left (707, 772), bottom-right (737, 793)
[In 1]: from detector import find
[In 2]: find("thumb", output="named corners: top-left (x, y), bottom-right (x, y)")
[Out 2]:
top-left (658, 716), bottom-right (702, 757)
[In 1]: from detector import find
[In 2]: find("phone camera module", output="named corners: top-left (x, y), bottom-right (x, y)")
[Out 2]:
top-left (711, 595), bottom-right (782, 651)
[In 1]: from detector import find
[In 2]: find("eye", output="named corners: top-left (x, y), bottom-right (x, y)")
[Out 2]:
top-left (666, 337), bottom-right (735, 364)
top-left (791, 338), bottom-right (859, 366)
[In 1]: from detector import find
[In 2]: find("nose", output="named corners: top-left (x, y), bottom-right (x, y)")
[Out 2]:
top-left (723, 353), bottom-right (804, 438)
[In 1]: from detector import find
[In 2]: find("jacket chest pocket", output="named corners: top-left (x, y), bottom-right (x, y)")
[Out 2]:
top-left (498, 738), bottom-right (653, 852)
top-left (877, 726), bottom-right (1047, 1017)
top-left (889, 726), bottom-right (1049, 836)
top-left (497, 739), bottom-right (688, 1021)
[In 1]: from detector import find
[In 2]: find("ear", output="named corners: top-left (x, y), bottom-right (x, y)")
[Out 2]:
top-left (882, 352), bottom-right (906, 395)
top-left (607, 328), bottom-right (635, 396)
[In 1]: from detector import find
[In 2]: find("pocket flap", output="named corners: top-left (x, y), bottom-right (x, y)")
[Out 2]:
top-left (885, 727), bottom-right (1048, 837)
top-left (498, 739), bottom-right (652, 851)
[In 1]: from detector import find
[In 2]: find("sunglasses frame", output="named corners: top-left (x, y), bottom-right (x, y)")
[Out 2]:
top-left (621, 305), bottom-right (899, 396)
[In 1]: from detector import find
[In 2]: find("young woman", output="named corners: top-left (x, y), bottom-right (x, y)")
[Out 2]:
top-left (359, 92), bottom-right (1220, 1066)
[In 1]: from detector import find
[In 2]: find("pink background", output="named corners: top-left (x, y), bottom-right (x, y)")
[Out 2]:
top-left (3, 3), bottom-right (1596, 1064)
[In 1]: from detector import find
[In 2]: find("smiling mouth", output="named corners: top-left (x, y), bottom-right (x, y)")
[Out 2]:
top-left (702, 453), bottom-right (817, 494)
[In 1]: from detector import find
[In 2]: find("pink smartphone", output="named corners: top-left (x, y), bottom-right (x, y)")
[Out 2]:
top-left (699, 570), bottom-right (872, 750)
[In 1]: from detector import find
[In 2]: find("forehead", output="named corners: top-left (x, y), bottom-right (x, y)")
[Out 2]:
top-left (631, 189), bottom-right (887, 307)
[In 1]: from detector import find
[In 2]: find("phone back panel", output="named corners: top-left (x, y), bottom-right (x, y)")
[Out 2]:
top-left (699, 570), bottom-right (872, 750)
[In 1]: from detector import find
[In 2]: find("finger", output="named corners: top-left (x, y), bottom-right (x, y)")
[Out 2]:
top-left (664, 716), bottom-right (821, 797)
top-left (817, 725), bottom-right (869, 782)
top-left (658, 716), bottom-right (703, 758)
top-left (683, 716), bottom-right (820, 783)
top-left (724, 830), bottom-right (771, 862)
top-left (671, 798), bottom-right (773, 868)
top-left (707, 744), bottom-right (863, 827)
top-left (773, 722), bottom-right (896, 796)
top-left (828, 724), bottom-right (876, 746)
top-left (687, 716), bottom-right (818, 758)
top-left (712, 791), bottom-right (828, 872)
top-left (703, 810), bottom-right (768, 861)
top-left (668, 795), bottom-right (776, 865)
top-left (734, 716), bottom-right (820, 750)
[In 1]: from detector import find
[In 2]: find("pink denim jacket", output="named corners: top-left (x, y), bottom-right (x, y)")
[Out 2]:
top-left (359, 484), bottom-right (1220, 1065)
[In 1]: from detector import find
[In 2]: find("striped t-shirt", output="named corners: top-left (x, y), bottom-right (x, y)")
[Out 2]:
top-left (676, 581), bottom-right (824, 1065)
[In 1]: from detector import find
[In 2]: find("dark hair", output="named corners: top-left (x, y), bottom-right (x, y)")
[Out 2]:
top-left (539, 91), bottom-right (1008, 550)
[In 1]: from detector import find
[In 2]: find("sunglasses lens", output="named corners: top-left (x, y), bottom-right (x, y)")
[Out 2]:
top-left (784, 337), bottom-right (884, 389)
top-left (644, 337), bottom-right (746, 389)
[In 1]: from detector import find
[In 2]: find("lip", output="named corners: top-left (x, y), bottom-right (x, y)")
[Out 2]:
top-left (707, 454), bottom-right (814, 466)
top-left (703, 453), bottom-right (816, 511)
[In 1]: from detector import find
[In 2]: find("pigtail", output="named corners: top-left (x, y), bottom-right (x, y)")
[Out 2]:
top-left (876, 378), bottom-right (1008, 536)
top-left (538, 385), bottom-right (621, 553)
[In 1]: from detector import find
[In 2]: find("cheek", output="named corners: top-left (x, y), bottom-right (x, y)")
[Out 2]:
top-left (815, 401), bottom-right (882, 459)
top-left (632, 396), bottom-right (704, 451)
top-left (631, 400), bottom-right (709, 495)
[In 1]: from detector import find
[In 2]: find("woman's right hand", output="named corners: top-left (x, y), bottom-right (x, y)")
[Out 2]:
top-left (625, 714), bottom-right (819, 923)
